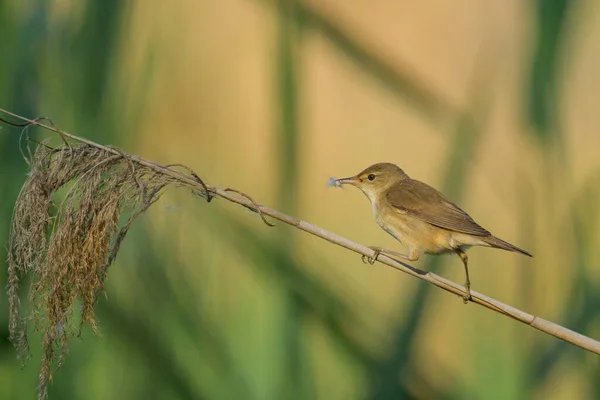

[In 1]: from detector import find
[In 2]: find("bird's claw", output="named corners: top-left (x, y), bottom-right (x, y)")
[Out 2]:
top-left (462, 283), bottom-right (472, 304)
top-left (361, 247), bottom-right (380, 265)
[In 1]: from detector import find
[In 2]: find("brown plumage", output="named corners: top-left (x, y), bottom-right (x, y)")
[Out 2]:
top-left (334, 162), bottom-right (532, 302)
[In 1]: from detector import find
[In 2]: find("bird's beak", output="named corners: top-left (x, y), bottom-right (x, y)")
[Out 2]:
top-left (335, 176), bottom-right (360, 186)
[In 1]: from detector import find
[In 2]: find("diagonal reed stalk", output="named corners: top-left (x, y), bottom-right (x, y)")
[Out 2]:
top-left (1, 107), bottom-right (599, 399)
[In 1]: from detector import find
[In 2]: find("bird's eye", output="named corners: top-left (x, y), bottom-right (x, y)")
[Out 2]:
top-left (367, 174), bottom-right (376, 181)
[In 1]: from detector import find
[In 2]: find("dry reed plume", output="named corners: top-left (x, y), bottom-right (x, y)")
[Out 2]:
top-left (1, 109), bottom-right (600, 400)
top-left (7, 140), bottom-right (196, 399)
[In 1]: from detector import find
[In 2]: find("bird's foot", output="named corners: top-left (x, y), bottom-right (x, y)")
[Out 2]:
top-left (462, 282), bottom-right (472, 304)
top-left (361, 246), bottom-right (382, 265)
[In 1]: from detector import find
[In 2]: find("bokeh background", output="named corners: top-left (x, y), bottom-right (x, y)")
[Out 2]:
top-left (1, 0), bottom-right (600, 399)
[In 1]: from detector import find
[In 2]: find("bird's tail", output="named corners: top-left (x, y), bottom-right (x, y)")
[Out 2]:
top-left (483, 235), bottom-right (533, 257)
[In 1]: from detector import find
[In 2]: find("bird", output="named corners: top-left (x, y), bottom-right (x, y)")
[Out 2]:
top-left (331, 162), bottom-right (532, 302)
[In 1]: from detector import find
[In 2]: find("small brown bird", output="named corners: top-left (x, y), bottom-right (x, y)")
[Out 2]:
top-left (332, 162), bottom-right (532, 302)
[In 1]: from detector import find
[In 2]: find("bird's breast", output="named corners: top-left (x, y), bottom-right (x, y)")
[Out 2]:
top-left (371, 201), bottom-right (452, 253)
top-left (372, 201), bottom-right (409, 243)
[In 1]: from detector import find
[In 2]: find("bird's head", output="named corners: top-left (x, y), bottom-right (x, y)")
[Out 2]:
top-left (334, 163), bottom-right (409, 202)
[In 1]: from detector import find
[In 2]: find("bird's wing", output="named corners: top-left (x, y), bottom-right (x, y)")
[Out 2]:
top-left (387, 179), bottom-right (490, 236)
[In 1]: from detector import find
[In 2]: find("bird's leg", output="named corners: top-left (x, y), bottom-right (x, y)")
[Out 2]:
top-left (362, 246), bottom-right (418, 265)
top-left (455, 249), bottom-right (471, 303)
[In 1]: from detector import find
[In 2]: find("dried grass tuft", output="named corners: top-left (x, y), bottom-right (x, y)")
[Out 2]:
top-left (7, 143), bottom-right (179, 399)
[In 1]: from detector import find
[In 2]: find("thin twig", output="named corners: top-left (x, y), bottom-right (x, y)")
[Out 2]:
top-left (165, 163), bottom-right (213, 202)
top-left (224, 188), bottom-right (276, 227)
top-left (2, 107), bottom-right (599, 356)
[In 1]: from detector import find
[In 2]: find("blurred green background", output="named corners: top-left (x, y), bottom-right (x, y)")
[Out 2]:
top-left (1, 0), bottom-right (599, 399)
